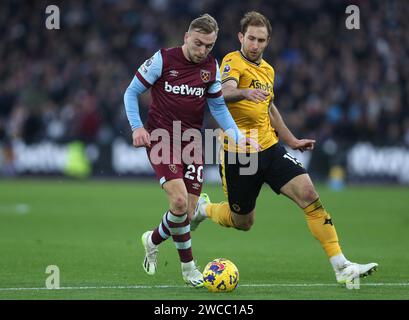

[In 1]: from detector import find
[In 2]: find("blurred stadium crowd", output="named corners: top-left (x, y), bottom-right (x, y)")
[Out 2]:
top-left (1, 0), bottom-right (408, 149)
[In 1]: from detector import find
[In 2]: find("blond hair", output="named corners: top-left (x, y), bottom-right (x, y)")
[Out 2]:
top-left (188, 13), bottom-right (219, 35)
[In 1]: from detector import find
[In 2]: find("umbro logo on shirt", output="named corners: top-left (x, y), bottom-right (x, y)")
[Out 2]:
top-left (164, 81), bottom-right (205, 98)
top-left (169, 70), bottom-right (179, 77)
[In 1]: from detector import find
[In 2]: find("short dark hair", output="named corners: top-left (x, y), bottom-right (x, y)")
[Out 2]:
top-left (188, 13), bottom-right (219, 35)
top-left (240, 11), bottom-right (272, 38)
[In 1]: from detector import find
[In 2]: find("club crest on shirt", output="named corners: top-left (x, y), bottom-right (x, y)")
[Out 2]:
top-left (200, 69), bottom-right (211, 83)
top-left (168, 164), bottom-right (178, 174)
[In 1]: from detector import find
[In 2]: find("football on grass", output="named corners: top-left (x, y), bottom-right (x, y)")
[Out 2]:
top-left (202, 258), bottom-right (239, 292)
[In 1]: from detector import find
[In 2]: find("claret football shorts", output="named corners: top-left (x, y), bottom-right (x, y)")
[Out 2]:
top-left (146, 142), bottom-right (203, 196)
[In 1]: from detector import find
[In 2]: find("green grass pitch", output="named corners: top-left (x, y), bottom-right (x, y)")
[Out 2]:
top-left (0, 179), bottom-right (408, 300)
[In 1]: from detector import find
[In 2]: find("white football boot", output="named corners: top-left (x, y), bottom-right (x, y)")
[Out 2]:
top-left (336, 261), bottom-right (378, 284)
top-left (182, 261), bottom-right (204, 288)
top-left (141, 231), bottom-right (158, 276)
top-left (190, 193), bottom-right (210, 231)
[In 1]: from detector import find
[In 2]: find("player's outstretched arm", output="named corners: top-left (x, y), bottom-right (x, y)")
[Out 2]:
top-left (269, 102), bottom-right (315, 152)
top-left (207, 96), bottom-right (260, 151)
top-left (123, 76), bottom-right (150, 147)
top-left (222, 79), bottom-right (270, 103)
top-left (124, 50), bottom-right (163, 148)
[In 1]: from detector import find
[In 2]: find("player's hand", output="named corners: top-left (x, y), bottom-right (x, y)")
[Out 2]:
top-left (290, 139), bottom-right (316, 152)
top-left (242, 89), bottom-right (270, 103)
top-left (132, 127), bottom-right (151, 148)
top-left (238, 137), bottom-right (261, 152)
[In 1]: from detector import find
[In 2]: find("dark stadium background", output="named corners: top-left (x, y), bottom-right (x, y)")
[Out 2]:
top-left (1, 0), bottom-right (408, 183)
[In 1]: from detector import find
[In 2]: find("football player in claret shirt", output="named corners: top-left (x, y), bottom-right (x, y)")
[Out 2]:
top-left (191, 11), bottom-right (378, 285)
top-left (124, 14), bottom-right (259, 287)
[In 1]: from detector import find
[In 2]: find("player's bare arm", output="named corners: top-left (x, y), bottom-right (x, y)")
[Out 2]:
top-left (268, 101), bottom-right (315, 152)
top-left (222, 79), bottom-right (270, 103)
top-left (132, 127), bottom-right (151, 148)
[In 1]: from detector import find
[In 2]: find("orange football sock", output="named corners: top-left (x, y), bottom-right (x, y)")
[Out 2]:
top-left (205, 202), bottom-right (235, 228)
top-left (304, 199), bottom-right (342, 258)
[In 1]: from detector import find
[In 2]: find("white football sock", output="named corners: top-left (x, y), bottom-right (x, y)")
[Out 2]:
top-left (181, 260), bottom-right (195, 271)
top-left (147, 233), bottom-right (157, 248)
top-left (329, 253), bottom-right (349, 271)
top-left (200, 204), bottom-right (208, 218)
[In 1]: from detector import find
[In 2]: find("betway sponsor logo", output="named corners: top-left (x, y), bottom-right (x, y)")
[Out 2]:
top-left (164, 81), bottom-right (205, 98)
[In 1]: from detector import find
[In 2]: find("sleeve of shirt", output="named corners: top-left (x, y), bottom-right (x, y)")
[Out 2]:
top-left (135, 50), bottom-right (163, 87)
top-left (270, 68), bottom-right (275, 100)
top-left (123, 76), bottom-right (149, 130)
top-left (220, 55), bottom-right (241, 85)
top-left (207, 95), bottom-right (245, 143)
top-left (207, 61), bottom-right (223, 98)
